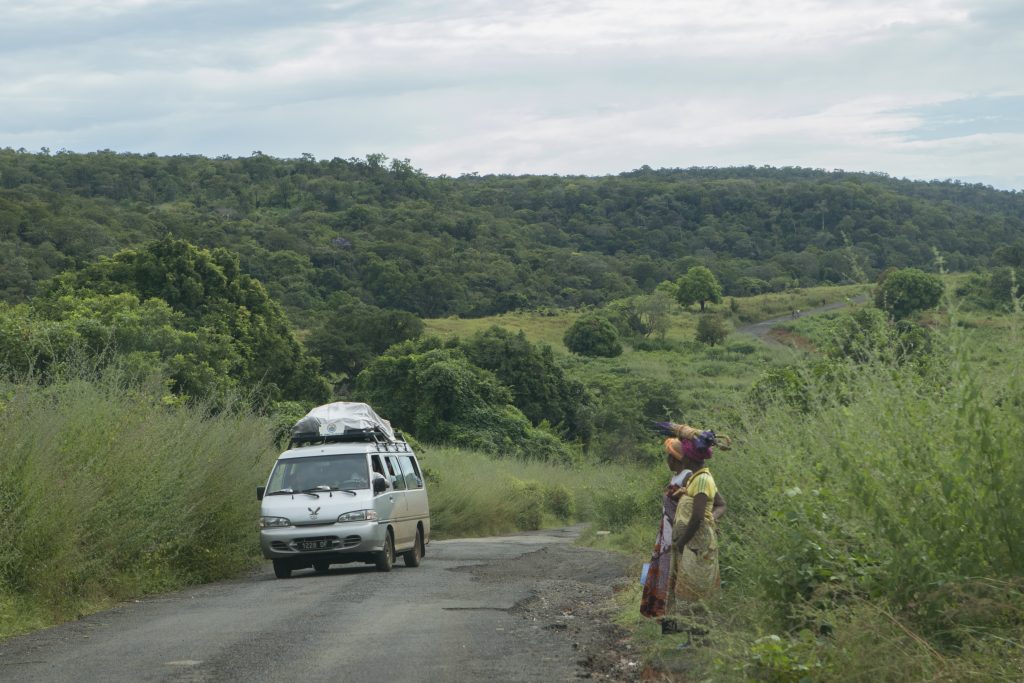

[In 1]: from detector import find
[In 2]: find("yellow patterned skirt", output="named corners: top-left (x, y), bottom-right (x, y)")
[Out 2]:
top-left (670, 494), bottom-right (720, 606)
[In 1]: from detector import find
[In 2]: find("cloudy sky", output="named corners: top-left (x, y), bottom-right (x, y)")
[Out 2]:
top-left (2, 0), bottom-right (1022, 188)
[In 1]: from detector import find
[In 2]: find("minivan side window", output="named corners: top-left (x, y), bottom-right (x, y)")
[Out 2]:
top-left (385, 456), bottom-right (407, 490)
top-left (398, 456), bottom-right (423, 489)
top-left (371, 454), bottom-right (387, 492)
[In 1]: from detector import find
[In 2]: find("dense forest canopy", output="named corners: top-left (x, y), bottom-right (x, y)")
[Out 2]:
top-left (1, 149), bottom-right (1022, 322)
top-left (1, 237), bottom-right (329, 405)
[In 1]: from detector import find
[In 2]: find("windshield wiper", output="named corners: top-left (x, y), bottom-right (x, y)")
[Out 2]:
top-left (311, 486), bottom-right (359, 497)
top-left (266, 486), bottom-right (358, 498)
top-left (298, 485), bottom-right (333, 498)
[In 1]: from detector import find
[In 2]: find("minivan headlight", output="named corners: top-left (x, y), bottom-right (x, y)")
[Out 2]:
top-left (259, 516), bottom-right (292, 528)
top-left (337, 509), bottom-right (378, 523)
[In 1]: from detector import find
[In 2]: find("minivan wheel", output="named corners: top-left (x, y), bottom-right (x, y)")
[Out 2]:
top-left (403, 528), bottom-right (423, 568)
top-left (272, 559), bottom-right (292, 579)
top-left (313, 560), bottom-right (330, 573)
top-left (375, 531), bottom-right (395, 572)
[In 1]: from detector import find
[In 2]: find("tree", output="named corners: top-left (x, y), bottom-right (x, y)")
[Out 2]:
top-left (695, 314), bottom-right (729, 346)
top-left (563, 315), bottom-right (622, 357)
top-left (604, 291), bottom-right (674, 340)
top-left (306, 293), bottom-right (423, 382)
top-left (676, 266), bottom-right (723, 312)
top-left (40, 237), bottom-right (330, 404)
top-left (354, 341), bottom-right (576, 462)
top-left (956, 267), bottom-right (1021, 312)
top-left (874, 268), bottom-right (944, 319)
top-left (461, 326), bottom-right (592, 443)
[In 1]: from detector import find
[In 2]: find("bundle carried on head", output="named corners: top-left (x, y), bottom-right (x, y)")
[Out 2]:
top-left (653, 421), bottom-right (732, 462)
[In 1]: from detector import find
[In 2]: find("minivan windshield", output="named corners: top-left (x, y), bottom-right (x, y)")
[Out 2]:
top-left (266, 453), bottom-right (370, 493)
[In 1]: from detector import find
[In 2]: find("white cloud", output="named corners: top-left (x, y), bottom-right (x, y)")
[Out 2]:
top-left (0, 0), bottom-right (1021, 188)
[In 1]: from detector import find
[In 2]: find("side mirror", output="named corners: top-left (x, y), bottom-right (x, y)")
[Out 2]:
top-left (372, 475), bottom-right (389, 494)
top-left (256, 486), bottom-right (265, 501)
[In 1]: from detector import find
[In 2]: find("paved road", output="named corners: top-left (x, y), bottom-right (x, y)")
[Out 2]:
top-left (0, 527), bottom-right (630, 683)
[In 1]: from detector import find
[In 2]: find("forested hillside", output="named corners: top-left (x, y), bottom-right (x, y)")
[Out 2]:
top-left (2, 149), bottom-right (1022, 321)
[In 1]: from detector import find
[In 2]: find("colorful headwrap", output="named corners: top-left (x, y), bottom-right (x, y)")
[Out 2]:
top-left (664, 437), bottom-right (686, 461)
top-left (663, 424), bottom-right (731, 462)
top-left (681, 436), bottom-right (713, 461)
top-left (665, 436), bottom-right (713, 461)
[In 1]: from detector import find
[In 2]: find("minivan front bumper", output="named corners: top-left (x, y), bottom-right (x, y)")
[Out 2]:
top-left (260, 520), bottom-right (387, 561)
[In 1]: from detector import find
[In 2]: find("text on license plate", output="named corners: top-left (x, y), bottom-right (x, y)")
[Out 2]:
top-left (300, 539), bottom-right (328, 550)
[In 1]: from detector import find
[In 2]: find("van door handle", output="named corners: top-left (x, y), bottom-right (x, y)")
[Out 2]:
top-left (389, 496), bottom-right (394, 501)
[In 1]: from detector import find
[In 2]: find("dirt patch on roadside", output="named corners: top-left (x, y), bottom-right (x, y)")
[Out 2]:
top-left (764, 327), bottom-right (816, 351)
top-left (458, 544), bottom-right (643, 680)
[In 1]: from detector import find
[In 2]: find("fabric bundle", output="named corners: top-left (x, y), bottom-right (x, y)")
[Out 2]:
top-left (656, 421), bottom-right (731, 462)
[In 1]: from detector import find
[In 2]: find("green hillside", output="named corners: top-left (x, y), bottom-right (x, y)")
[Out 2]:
top-left (2, 150), bottom-right (1022, 321)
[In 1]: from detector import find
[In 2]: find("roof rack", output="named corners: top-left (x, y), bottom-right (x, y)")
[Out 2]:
top-left (290, 427), bottom-right (400, 448)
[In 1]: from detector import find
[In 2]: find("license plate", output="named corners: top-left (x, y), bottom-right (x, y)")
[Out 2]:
top-left (299, 539), bottom-right (328, 551)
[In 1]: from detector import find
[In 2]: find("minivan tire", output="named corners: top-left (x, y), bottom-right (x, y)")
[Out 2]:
top-left (273, 559), bottom-right (293, 579)
top-left (375, 531), bottom-right (395, 572)
top-left (403, 528), bottom-right (423, 567)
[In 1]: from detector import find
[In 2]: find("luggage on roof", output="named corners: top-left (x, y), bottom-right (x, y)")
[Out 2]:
top-left (290, 402), bottom-right (397, 446)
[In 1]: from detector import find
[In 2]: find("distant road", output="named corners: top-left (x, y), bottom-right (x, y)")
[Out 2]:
top-left (737, 294), bottom-right (869, 343)
top-left (0, 527), bottom-right (631, 682)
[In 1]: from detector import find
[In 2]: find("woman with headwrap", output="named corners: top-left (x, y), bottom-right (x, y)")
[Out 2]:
top-left (639, 436), bottom-right (693, 624)
top-left (664, 425), bottom-right (728, 635)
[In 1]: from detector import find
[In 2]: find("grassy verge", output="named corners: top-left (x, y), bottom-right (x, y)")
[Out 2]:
top-left (422, 445), bottom-right (660, 539)
top-left (0, 372), bottom-right (278, 639)
top-left (599, 306), bottom-right (1024, 681)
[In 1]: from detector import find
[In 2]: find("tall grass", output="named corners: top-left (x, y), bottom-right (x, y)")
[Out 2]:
top-left (0, 370), bottom-right (277, 638)
top-left (681, 314), bottom-right (1024, 680)
top-left (422, 446), bottom-right (660, 539)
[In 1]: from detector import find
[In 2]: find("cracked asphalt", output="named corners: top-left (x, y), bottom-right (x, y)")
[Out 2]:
top-left (0, 526), bottom-right (632, 682)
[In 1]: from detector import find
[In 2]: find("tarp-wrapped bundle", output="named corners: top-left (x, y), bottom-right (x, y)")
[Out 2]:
top-left (290, 402), bottom-right (396, 446)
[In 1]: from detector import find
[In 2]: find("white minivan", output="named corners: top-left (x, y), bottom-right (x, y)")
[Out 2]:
top-left (257, 403), bottom-right (430, 579)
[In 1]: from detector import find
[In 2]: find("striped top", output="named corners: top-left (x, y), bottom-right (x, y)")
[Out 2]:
top-left (684, 468), bottom-right (718, 522)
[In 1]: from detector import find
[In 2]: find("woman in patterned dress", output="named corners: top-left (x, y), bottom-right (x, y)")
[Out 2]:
top-left (667, 427), bottom-right (727, 635)
top-left (639, 441), bottom-right (692, 625)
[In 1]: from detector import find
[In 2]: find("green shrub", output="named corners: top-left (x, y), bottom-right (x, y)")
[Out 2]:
top-left (956, 267), bottom-right (1022, 312)
top-left (874, 267), bottom-right (944, 319)
top-left (543, 483), bottom-right (575, 520)
top-left (696, 314), bottom-right (730, 346)
top-left (508, 479), bottom-right (544, 530)
top-left (588, 486), bottom-right (656, 531)
top-left (823, 307), bottom-right (890, 361)
top-left (563, 314), bottom-right (623, 357)
top-left (742, 633), bottom-right (822, 682)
